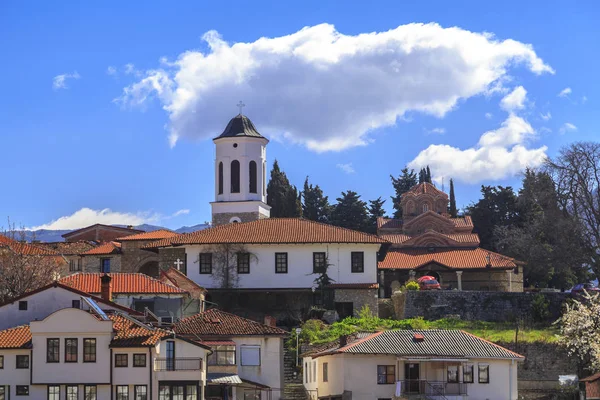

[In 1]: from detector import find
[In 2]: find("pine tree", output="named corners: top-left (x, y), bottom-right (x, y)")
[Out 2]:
top-left (448, 178), bottom-right (457, 217)
top-left (390, 167), bottom-right (418, 218)
top-left (331, 190), bottom-right (369, 232)
top-left (367, 197), bottom-right (387, 234)
top-left (266, 160), bottom-right (302, 218)
top-left (302, 177), bottom-right (332, 223)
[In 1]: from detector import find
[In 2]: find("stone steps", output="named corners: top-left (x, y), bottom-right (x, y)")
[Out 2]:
top-left (282, 384), bottom-right (309, 400)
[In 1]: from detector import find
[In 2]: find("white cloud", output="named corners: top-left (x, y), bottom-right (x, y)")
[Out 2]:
top-left (52, 71), bottom-right (81, 90)
top-left (116, 23), bottom-right (553, 152)
top-left (582, 95), bottom-right (588, 104)
top-left (409, 114), bottom-right (547, 183)
top-left (336, 163), bottom-right (355, 174)
top-left (540, 112), bottom-right (552, 121)
top-left (30, 208), bottom-right (159, 230)
top-left (558, 87), bottom-right (572, 97)
top-left (559, 122), bottom-right (577, 134)
top-left (107, 66), bottom-right (117, 76)
top-left (171, 209), bottom-right (190, 217)
top-left (425, 127), bottom-right (446, 135)
top-left (500, 86), bottom-right (527, 112)
top-left (485, 113), bottom-right (493, 119)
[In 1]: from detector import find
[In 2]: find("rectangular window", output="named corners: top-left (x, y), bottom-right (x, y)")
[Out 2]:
top-left (48, 386), bottom-right (60, 400)
top-left (275, 252), bottom-right (288, 273)
top-left (377, 365), bottom-right (395, 384)
top-left (187, 385), bottom-right (198, 400)
top-left (134, 386), bottom-right (147, 400)
top-left (115, 353), bottom-right (128, 367)
top-left (237, 253), bottom-right (250, 274)
top-left (208, 345), bottom-right (236, 365)
top-left (447, 365), bottom-right (459, 383)
top-left (101, 258), bottom-right (111, 273)
top-left (0, 387), bottom-right (5, 400)
top-left (313, 252), bottom-right (326, 273)
top-left (116, 386), bottom-right (129, 400)
top-left (323, 362), bottom-right (328, 382)
top-left (65, 338), bottom-right (78, 362)
top-left (199, 253), bottom-right (212, 274)
top-left (313, 360), bottom-right (316, 383)
top-left (16, 354), bottom-right (29, 369)
top-left (478, 364), bottom-right (489, 383)
top-left (0, 355), bottom-right (3, 368)
top-left (351, 251), bottom-right (364, 273)
top-left (159, 386), bottom-right (170, 400)
top-left (18, 301), bottom-right (27, 310)
top-left (133, 353), bottom-right (147, 367)
top-left (67, 386), bottom-right (78, 400)
top-left (84, 338), bottom-right (96, 362)
top-left (85, 386), bottom-right (97, 400)
top-left (72, 299), bottom-right (81, 309)
top-left (16, 386), bottom-right (29, 396)
top-left (241, 345), bottom-right (260, 366)
top-left (47, 338), bottom-right (60, 362)
top-left (463, 364), bottom-right (474, 383)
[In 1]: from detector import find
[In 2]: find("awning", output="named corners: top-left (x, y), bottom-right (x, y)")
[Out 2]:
top-left (207, 373), bottom-right (243, 385)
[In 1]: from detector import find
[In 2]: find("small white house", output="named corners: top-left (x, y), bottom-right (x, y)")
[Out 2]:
top-left (302, 330), bottom-right (524, 400)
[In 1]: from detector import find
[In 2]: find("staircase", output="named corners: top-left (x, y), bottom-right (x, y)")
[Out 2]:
top-left (282, 384), bottom-right (309, 400)
top-left (282, 342), bottom-right (307, 399)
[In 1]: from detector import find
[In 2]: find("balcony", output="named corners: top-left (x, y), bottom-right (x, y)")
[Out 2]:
top-left (154, 358), bottom-right (203, 371)
top-left (401, 380), bottom-right (468, 397)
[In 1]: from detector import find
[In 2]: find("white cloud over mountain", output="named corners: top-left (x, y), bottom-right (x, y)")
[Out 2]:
top-left (31, 208), bottom-right (159, 230)
top-left (116, 23), bottom-right (553, 152)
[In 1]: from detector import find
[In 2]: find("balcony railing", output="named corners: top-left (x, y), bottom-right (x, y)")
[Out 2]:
top-left (401, 380), bottom-right (468, 396)
top-left (154, 357), bottom-right (202, 371)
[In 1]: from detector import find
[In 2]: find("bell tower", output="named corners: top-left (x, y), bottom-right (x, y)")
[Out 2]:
top-left (210, 111), bottom-right (271, 225)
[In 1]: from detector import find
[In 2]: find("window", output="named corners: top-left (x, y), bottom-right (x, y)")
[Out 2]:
top-left (18, 301), bottom-right (27, 310)
top-left (85, 386), bottom-right (97, 400)
top-left (65, 338), bottom-right (78, 362)
top-left (115, 353), bottom-right (128, 367)
top-left (423, 204), bottom-right (429, 212)
top-left (186, 385), bottom-right (197, 400)
top-left (323, 362), bottom-right (328, 382)
top-left (199, 253), bottom-right (212, 274)
top-left (72, 299), bottom-right (81, 309)
top-left (16, 386), bottom-right (29, 396)
top-left (478, 364), bottom-right (489, 383)
top-left (69, 259), bottom-right (82, 272)
top-left (377, 365), bottom-right (395, 384)
top-left (312, 360), bottom-right (316, 382)
top-left (116, 386), bottom-right (129, 400)
top-left (351, 251), bottom-right (364, 273)
top-left (133, 353), bottom-right (147, 367)
top-left (134, 386), bottom-right (147, 400)
top-left (67, 386), bottom-right (78, 400)
top-left (47, 338), bottom-right (59, 362)
top-left (0, 355), bottom-right (3, 368)
top-left (463, 364), bottom-right (474, 383)
top-left (237, 252), bottom-right (250, 274)
top-left (231, 160), bottom-right (240, 193)
top-left (208, 345), bottom-right (236, 365)
top-left (275, 252), bottom-right (288, 273)
top-left (218, 162), bottom-right (224, 195)
top-left (84, 338), bottom-right (96, 362)
top-left (101, 258), bottom-right (111, 273)
top-left (305, 362), bottom-right (308, 383)
top-left (244, 392), bottom-right (260, 400)
top-left (241, 345), bottom-right (260, 366)
top-left (447, 365), bottom-right (458, 383)
top-left (16, 354), bottom-right (29, 368)
top-left (249, 160), bottom-right (257, 193)
top-left (313, 252), bottom-right (326, 273)
top-left (48, 386), bottom-right (60, 400)
top-left (159, 386), bottom-right (170, 400)
top-left (0, 387), bottom-right (5, 400)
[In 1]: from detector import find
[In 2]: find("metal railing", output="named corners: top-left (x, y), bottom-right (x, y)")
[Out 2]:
top-left (401, 380), bottom-right (468, 396)
top-left (154, 357), bottom-right (202, 371)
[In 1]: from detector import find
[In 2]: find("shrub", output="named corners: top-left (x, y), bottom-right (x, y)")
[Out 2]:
top-left (405, 280), bottom-right (420, 291)
top-left (531, 293), bottom-right (550, 322)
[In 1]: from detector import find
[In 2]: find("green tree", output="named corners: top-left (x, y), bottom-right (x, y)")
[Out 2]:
top-left (266, 160), bottom-right (302, 218)
top-left (426, 166), bottom-right (432, 183)
top-left (331, 190), bottom-right (369, 232)
top-left (367, 197), bottom-right (387, 234)
top-left (448, 178), bottom-right (458, 217)
top-left (390, 167), bottom-right (418, 218)
top-left (301, 177), bottom-right (332, 223)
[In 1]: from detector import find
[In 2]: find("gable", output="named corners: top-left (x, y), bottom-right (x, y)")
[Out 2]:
top-left (403, 211), bottom-right (457, 235)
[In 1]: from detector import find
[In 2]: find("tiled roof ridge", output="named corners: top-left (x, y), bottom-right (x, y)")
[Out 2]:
top-left (63, 224), bottom-right (145, 238)
top-left (116, 229), bottom-right (179, 241)
top-left (160, 267), bottom-right (208, 293)
top-left (338, 330), bottom-right (384, 352)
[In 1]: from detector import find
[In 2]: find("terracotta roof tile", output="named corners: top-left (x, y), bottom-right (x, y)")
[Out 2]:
top-left (379, 248), bottom-right (517, 270)
top-left (0, 234), bottom-right (60, 256)
top-left (109, 313), bottom-right (171, 347)
top-left (451, 216), bottom-right (473, 228)
top-left (0, 325), bottom-right (32, 349)
top-left (174, 308), bottom-right (287, 337)
top-left (81, 241), bottom-right (121, 256)
top-left (117, 229), bottom-right (180, 241)
top-left (62, 224), bottom-right (144, 239)
top-left (145, 218), bottom-right (387, 248)
top-left (160, 267), bottom-right (207, 294)
top-left (327, 283), bottom-right (379, 289)
top-left (381, 233), bottom-right (480, 245)
top-left (377, 217), bottom-right (403, 230)
top-left (59, 273), bottom-right (186, 294)
top-left (33, 241), bottom-right (98, 255)
top-left (406, 182), bottom-right (448, 198)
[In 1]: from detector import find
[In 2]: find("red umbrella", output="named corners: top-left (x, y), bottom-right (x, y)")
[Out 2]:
top-left (418, 275), bottom-right (437, 283)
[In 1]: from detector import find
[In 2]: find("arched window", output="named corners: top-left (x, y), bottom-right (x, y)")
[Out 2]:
top-left (249, 161), bottom-right (257, 193)
top-left (218, 162), bottom-right (224, 195)
top-left (262, 162), bottom-right (266, 196)
top-left (423, 203), bottom-right (429, 212)
top-left (231, 160), bottom-right (240, 193)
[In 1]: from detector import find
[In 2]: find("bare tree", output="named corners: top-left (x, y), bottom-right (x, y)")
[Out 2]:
top-left (199, 243), bottom-right (257, 289)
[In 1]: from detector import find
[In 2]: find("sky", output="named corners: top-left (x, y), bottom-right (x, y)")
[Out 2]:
top-left (0, 0), bottom-right (598, 231)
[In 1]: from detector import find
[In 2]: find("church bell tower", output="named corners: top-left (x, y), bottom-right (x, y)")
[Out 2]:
top-left (210, 110), bottom-right (271, 225)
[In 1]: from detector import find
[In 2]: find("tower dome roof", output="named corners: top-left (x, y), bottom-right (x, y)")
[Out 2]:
top-left (214, 114), bottom-right (267, 141)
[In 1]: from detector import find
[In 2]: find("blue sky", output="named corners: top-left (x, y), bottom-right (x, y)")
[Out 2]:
top-left (0, 0), bottom-right (598, 230)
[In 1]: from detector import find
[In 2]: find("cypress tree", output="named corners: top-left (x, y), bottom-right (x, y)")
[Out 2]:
top-left (266, 160), bottom-right (302, 218)
top-left (426, 166), bottom-right (432, 183)
top-left (390, 167), bottom-right (418, 218)
top-left (449, 178), bottom-right (457, 217)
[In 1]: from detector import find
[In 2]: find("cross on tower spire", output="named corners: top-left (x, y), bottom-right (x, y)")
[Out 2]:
top-left (237, 101), bottom-right (245, 116)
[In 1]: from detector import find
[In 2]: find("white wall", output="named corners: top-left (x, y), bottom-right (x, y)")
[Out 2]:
top-left (112, 347), bottom-right (152, 385)
top-left (184, 244), bottom-right (380, 289)
top-left (153, 338), bottom-right (209, 397)
top-left (30, 385), bottom-right (112, 400)
top-left (0, 349), bottom-right (31, 399)
top-left (232, 336), bottom-right (284, 390)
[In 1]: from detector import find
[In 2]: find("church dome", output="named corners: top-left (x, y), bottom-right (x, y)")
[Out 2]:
top-left (214, 114), bottom-right (267, 141)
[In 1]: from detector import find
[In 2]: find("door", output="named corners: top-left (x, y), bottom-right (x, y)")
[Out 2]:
top-left (404, 363), bottom-right (420, 394)
top-left (166, 341), bottom-right (175, 371)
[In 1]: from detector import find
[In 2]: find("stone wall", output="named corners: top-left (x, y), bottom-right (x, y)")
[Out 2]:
top-left (333, 288), bottom-right (378, 317)
top-left (82, 254), bottom-right (122, 273)
top-left (212, 211), bottom-right (265, 226)
top-left (158, 248), bottom-right (187, 273)
top-left (120, 241), bottom-right (160, 273)
top-left (393, 290), bottom-right (569, 323)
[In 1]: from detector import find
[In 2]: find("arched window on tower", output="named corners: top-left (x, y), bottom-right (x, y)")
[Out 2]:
top-left (249, 161), bottom-right (257, 193)
top-left (423, 203), bottom-right (429, 212)
top-left (231, 160), bottom-right (240, 193)
top-left (218, 162), bottom-right (224, 195)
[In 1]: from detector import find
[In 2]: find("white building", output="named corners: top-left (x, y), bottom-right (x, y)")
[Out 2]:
top-left (302, 330), bottom-right (524, 400)
top-left (0, 306), bottom-right (211, 400)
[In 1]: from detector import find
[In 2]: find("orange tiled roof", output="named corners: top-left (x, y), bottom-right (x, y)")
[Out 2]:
top-left (59, 273), bottom-right (187, 294)
top-left (0, 325), bottom-right (32, 349)
top-left (379, 248), bottom-right (517, 270)
top-left (174, 308), bottom-right (287, 337)
top-left (117, 229), bottom-right (180, 241)
top-left (406, 182), bottom-right (448, 198)
top-left (381, 233), bottom-right (480, 245)
top-left (327, 283), bottom-right (379, 289)
top-left (377, 217), bottom-right (403, 230)
top-left (451, 216), bottom-right (473, 228)
top-left (108, 313), bottom-right (171, 347)
top-left (160, 267), bottom-right (207, 294)
top-left (81, 241), bottom-right (121, 256)
top-left (33, 241), bottom-right (98, 255)
top-left (144, 218), bottom-right (387, 249)
top-left (0, 234), bottom-right (60, 256)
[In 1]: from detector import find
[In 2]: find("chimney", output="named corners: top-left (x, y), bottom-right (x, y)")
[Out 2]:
top-left (339, 335), bottom-right (349, 348)
top-left (413, 333), bottom-right (425, 342)
top-left (264, 315), bottom-right (276, 327)
top-left (100, 274), bottom-right (112, 302)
